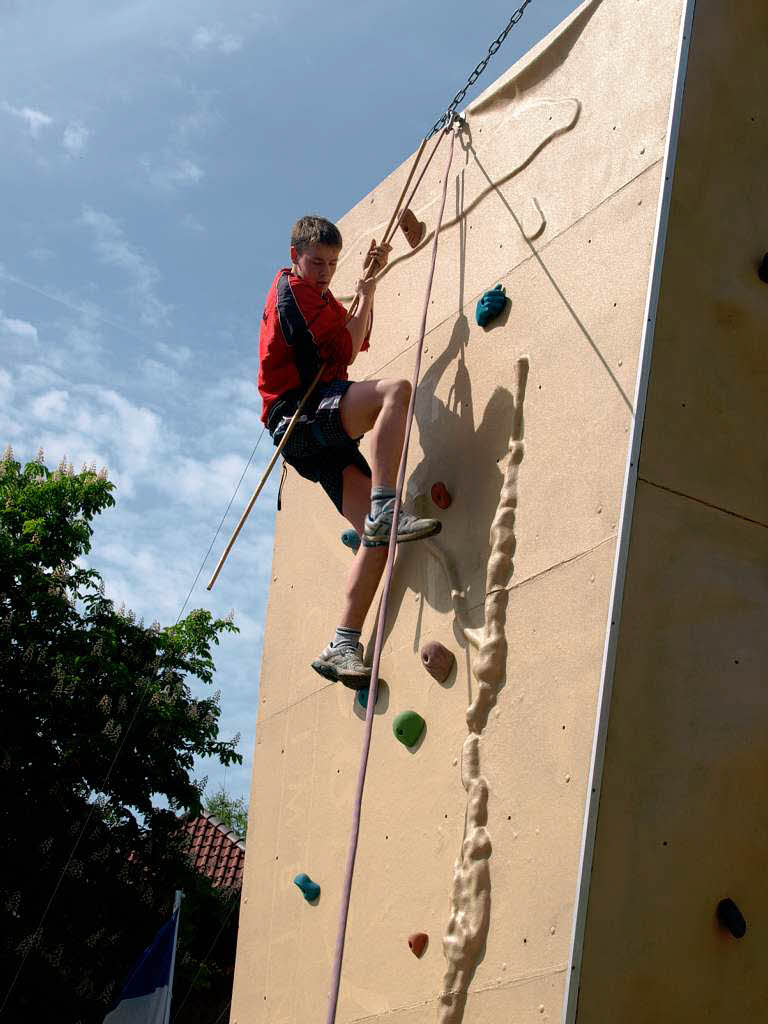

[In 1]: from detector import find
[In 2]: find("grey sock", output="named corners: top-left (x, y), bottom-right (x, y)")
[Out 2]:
top-left (331, 626), bottom-right (361, 651)
top-left (370, 486), bottom-right (395, 520)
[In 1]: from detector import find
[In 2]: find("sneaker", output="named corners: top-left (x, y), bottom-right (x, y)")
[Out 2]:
top-left (362, 498), bottom-right (442, 548)
top-left (311, 642), bottom-right (371, 689)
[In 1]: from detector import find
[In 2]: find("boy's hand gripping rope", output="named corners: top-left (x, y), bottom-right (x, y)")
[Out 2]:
top-left (206, 128), bottom-right (449, 590)
top-left (325, 119), bottom-right (459, 1024)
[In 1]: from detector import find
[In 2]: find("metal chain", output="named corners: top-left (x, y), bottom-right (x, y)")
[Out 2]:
top-left (427, 0), bottom-right (534, 139)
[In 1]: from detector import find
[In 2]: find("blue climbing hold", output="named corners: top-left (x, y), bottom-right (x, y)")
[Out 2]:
top-left (294, 873), bottom-right (321, 902)
top-left (341, 528), bottom-right (361, 553)
top-left (476, 283), bottom-right (507, 327)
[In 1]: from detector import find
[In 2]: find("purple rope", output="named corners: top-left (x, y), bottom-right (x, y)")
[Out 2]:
top-left (325, 125), bottom-right (457, 1024)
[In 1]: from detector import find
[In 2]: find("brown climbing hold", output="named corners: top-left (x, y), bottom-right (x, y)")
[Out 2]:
top-left (408, 932), bottom-right (428, 957)
top-left (430, 481), bottom-right (452, 510)
top-left (399, 208), bottom-right (426, 249)
top-left (421, 641), bottom-right (455, 684)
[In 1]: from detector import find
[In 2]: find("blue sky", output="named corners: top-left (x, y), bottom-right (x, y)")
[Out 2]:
top-left (1, 0), bottom-right (581, 805)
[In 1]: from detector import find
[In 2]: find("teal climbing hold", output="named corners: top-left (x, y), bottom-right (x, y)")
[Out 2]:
top-left (341, 528), bottom-right (361, 553)
top-left (393, 710), bottom-right (425, 748)
top-left (357, 687), bottom-right (375, 710)
top-left (293, 873), bottom-right (321, 902)
top-left (475, 283), bottom-right (507, 327)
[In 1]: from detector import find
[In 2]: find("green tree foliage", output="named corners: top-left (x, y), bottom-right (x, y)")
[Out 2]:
top-left (204, 787), bottom-right (248, 838)
top-left (0, 451), bottom-right (242, 1023)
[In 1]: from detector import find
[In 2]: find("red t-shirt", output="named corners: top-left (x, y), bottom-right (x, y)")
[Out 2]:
top-left (258, 268), bottom-right (369, 425)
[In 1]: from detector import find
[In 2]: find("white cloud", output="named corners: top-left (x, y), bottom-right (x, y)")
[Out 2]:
top-left (1, 100), bottom-right (53, 138)
top-left (81, 207), bottom-right (172, 328)
top-left (142, 358), bottom-right (180, 389)
top-left (156, 340), bottom-right (192, 365)
top-left (142, 156), bottom-right (204, 191)
top-left (31, 388), bottom-right (70, 420)
top-left (62, 120), bottom-right (91, 156)
top-left (0, 369), bottom-right (12, 405)
top-left (0, 310), bottom-right (39, 343)
top-left (28, 247), bottom-right (56, 262)
top-left (191, 26), bottom-right (243, 54)
top-left (181, 213), bottom-right (205, 233)
top-left (162, 452), bottom-right (249, 508)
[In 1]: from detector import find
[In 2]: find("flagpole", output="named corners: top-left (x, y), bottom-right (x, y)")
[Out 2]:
top-left (164, 891), bottom-right (183, 1024)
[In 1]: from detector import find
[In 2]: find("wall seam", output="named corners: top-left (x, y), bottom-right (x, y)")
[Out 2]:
top-left (637, 476), bottom-right (768, 530)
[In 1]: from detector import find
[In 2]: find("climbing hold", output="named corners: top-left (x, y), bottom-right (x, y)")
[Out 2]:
top-left (293, 873), bottom-right (321, 902)
top-left (393, 710), bottom-right (425, 748)
top-left (476, 283), bottom-right (507, 327)
top-left (716, 897), bottom-right (746, 938)
top-left (759, 253), bottom-right (768, 284)
top-left (408, 932), bottom-right (429, 957)
top-left (399, 207), bottom-right (426, 249)
top-left (421, 641), bottom-right (455, 684)
top-left (430, 481), bottom-right (452, 510)
top-left (341, 528), bottom-right (360, 553)
top-left (357, 687), bottom-right (378, 710)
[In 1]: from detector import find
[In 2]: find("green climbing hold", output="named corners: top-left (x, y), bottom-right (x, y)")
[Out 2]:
top-left (294, 872), bottom-right (321, 902)
top-left (393, 710), bottom-right (425, 748)
top-left (476, 283), bottom-right (507, 327)
top-left (341, 528), bottom-right (360, 553)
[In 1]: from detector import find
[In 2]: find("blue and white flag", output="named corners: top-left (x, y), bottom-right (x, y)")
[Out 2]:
top-left (104, 904), bottom-right (180, 1024)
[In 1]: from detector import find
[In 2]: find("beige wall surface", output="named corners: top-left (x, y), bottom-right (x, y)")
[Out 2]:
top-left (574, 1), bottom-right (768, 1020)
top-left (231, 1), bottom-right (685, 1021)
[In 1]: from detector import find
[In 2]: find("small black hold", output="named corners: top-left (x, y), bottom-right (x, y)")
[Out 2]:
top-left (759, 253), bottom-right (768, 284)
top-left (717, 898), bottom-right (746, 938)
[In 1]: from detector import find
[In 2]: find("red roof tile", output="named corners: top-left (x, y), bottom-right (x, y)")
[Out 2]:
top-left (184, 813), bottom-right (246, 890)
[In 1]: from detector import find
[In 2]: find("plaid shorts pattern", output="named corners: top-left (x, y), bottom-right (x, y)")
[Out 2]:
top-left (269, 380), bottom-right (371, 514)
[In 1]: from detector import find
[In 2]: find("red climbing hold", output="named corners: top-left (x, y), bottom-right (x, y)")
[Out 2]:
top-left (421, 641), bottom-right (455, 684)
top-left (408, 932), bottom-right (428, 957)
top-left (431, 481), bottom-right (452, 510)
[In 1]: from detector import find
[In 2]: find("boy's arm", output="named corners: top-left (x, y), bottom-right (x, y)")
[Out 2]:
top-left (346, 279), bottom-right (376, 365)
top-left (346, 239), bottom-right (389, 364)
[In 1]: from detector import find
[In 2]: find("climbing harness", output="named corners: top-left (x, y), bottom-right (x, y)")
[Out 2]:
top-left (325, 119), bottom-right (459, 1024)
top-left (427, 0), bottom-right (535, 138)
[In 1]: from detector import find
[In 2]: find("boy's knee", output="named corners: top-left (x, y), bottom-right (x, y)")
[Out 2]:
top-left (388, 378), bottom-right (411, 406)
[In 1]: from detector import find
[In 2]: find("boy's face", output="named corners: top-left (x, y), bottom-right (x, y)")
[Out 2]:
top-left (291, 242), bottom-right (341, 294)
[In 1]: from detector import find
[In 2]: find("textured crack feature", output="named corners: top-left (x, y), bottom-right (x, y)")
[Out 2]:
top-left (438, 359), bottom-right (528, 1024)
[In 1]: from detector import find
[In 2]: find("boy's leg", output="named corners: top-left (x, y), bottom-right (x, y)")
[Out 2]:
top-left (339, 378), bottom-right (410, 488)
top-left (337, 464), bottom-right (387, 632)
top-left (311, 375), bottom-right (442, 686)
top-left (340, 379), bottom-right (443, 549)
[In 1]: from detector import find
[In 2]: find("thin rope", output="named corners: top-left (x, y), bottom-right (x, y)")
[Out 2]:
top-left (177, 428), bottom-right (265, 622)
top-left (325, 122), bottom-right (457, 1024)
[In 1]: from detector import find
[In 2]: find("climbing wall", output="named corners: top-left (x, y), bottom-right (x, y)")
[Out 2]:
top-left (567, 1), bottom-right (768, 1020)
top-left (230, 0), bottom-right (690, 1021)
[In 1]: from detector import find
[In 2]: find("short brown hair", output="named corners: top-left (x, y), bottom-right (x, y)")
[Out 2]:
top-left (291, 215), bottom-right (342, 255)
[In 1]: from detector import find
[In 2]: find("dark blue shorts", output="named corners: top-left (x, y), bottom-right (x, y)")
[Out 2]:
top-left (268, 380), bottom-right (372, 515)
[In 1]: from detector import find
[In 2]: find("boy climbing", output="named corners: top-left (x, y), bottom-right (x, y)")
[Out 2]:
top-left (258, 215), bottom-right (442, 687)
